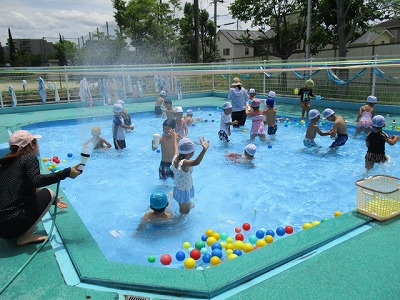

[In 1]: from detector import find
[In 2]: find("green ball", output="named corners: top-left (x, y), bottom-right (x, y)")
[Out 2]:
top-left (147, 255), bottom-right (156, 263)
top-left (195, 240), bottom-right (205, 250)
top-left (321, 218), bottom-right (329, 222)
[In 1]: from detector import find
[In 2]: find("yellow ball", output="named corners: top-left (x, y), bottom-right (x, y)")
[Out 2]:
top-left (226, 249), bottom-right (233, 256)
top-left (210, 256), bottom-right (221, 266)
top-left (62, 159), bottom-right (67, 163)
top-left (303, 222), bottom-right (313, 230)
top-left (183, 242), bottom-right (191, 249)
top-left (264, 235), bottom-right (274, 244)
top-left (311, 220), bottom-right (320, 226)
top-left (212, 232), bottom-right (220, 241)
top-left (228, 254), bottom-right (238, 260)
top-left (226, 237), bottom-right (233, 244)
top-left (242, 129), bottom-right (247, 133)
top-left (225, 243), bottom-right (235, 251)
top-left (47, 166), bottom-right (53, 171)
top-left (256, 239), bottom-right (267, 247)
top-left (42, 158), bottom-right (48, 162)
top-left (206, 237), bottom-right (217, 246)
top-left (242, 243), bottom-right (254, 253)
top-left (233, 240), bottom-right (244, 250)
top-left (334, 211), bottom-right (342, 217)
top-left (184, 258), bottom-right (196, 269)
top-left (220, 242), bottom-right (226, 249)
top-left (205, 229), bottom-right (214, 237)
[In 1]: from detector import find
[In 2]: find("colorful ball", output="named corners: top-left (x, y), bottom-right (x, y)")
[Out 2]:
top-left (248, 235), bottom-right (258, 244)
top-left (321, 218), bottom-right (329, 222)
top-left (200, 248), bottom-right (208, 255)
top-left (242, 223), bottom-right (251, 231)
top-left (190, 249), bottom-right (201, 260)
top-left (334, 211), bottom-right (342, 217)
top-left (211, 248), bottom-right (222, 258)
top-left (220, 232), bottom-right (228, 240)
top-left (256, 230), bottom-right (265, 239)
top-left (212, 232), bottom-right (220, 240)
top-left (201, 234), bottom-right (208, 242)
top-left (175, 251), bottom-right (186, 261)
top-left (184, 258), bottom-right (196, 269)
top-left (147, 255), bottom-right (156, 263)
top-left (210, 256), bottom-right (221, 266)
top-left (266, 230), bottom-right (275, 237)
top-left (233, 249), bottom-right (243, 256)
top-left (265, 235), bottom-right (274, 244)
top-left (226, 237), bottom-right (233, 244)
top-left (195, 240), bottom-right (205, 250)
top-left (268, 145), bottom-right (272, 149)
top-left (285, 226), bottom-right (294, 234)
top-left (303, 222), bottom-right (313, 230)
top-left (256, 239), bottom-right (267, 247)
top-left (42, 158), bottom-right (48, 162)
top-left (211, 242), bottom-right (222, 250)
top-left (225, 243), bottom-right (234, 251)
top-left (206, 237), bottom-right (217, 246)
top-left (311, 220), bottom-right (320, 226)
top-left (183, 242), bottom-right (191, 249)
top-left (67, 153), bottom-right (73, 158)
top-left (235, 233), bottom-right (244, 241)
top-left (242, 243), bottom-right (254, 253)
top-left (233, 240), bottom-right (244, 250)
top-left (235, 226), bottom-right (242, 233)
top-left (160, 254), bottom-right (172, 265)
top-left (228, 254), bottom-right (238, 260)
top-left (202, 253), bottom-right (211, 263)
top-left (276, 227), bottom-right (285, 236)
top-left (205, 229), bottom-right (214, 237)
top-left (156, 149), bottom-right (161, 153)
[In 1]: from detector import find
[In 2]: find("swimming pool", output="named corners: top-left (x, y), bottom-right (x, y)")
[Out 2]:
top-left (24, 105), bottom-right (400, 269)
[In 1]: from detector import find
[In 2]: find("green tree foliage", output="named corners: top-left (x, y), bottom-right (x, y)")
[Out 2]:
top-left (53, 37), bottom-right (78, 66)
top-left (0, 42), bottom-right (5, 66)
top-left (178, 2), bottom-right (216, 63)
top-left (8, 28), bottom-right (16, 65)
top-left (112, 0), bottom-right (181, 64)
top-left (229, 0), bottom-right (307, 60)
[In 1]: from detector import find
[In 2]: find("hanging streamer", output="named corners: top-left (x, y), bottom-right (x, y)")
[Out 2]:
top-left (292, 69), bottom-right (321, 79)
top-left (326, 69), bottom-right (366, 85)
top-left (373, 67), bottom-right (400, 81)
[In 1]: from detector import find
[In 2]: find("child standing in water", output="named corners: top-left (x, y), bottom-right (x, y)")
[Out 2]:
top-left (155, 90), bottom-right (167, 116)
top-left (353, 95), bottom-right (376, 137)
top-left (152, 119), bottom-right (177, 179)
top-left (297, 79), bottom-right (314, 118)
top-left (171, 137), bottom-right (209, 214)
top-left (184, 109), bottom-right (194, 125)
top-left (365, 115), bottom-right (399, 170)
top-left (163, 99), bottom-right (175, 121)
top-left (112, 103), bottom-right (134, 150)
top-left (303, 109), bottom-right (333, 148)
top-left (84, 126), bottom-right (111, 150)
top-left (219, 102), bottom-right (238, 143)
top-left (322, 108), bottom-right (348, 151)
top-left (265, 97), bottom-right (277, 139)
top-left (246, 99), bottom-right (267, 143)
top-left (174, 106), bottom-right (188, 140)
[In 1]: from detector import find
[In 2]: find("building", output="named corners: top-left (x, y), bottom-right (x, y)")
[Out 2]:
top-left (5, 38), bottom-right (55, 66)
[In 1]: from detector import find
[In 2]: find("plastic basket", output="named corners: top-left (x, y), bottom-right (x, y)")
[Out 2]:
top-left (355, 175), bottom-right (400, 221)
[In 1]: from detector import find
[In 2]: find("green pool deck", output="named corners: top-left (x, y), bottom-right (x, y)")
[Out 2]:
top-left (1, 96), bottom-right (400, 299)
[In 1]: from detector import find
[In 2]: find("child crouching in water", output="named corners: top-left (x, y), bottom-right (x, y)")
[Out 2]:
top-left (171, 137), bottom-right (209, 214)
top-left (226, 143), bottom-right (256, 164)
top-left (136, 191), bottom-right (173, 230)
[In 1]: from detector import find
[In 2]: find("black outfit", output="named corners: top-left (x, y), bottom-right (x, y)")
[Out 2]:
top-left (0, 153), bottom-right (70, 239)
top-left (298, 87), bottom-right (314, 102)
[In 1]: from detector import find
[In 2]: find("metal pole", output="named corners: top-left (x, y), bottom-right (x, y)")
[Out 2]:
top-left (64, 66), bottom-right (70, 102)
top-left (194, 0), bottom-right (200, 63)
top-left (263, 60), bottom-right (266, 95)
top-left (305, 0), bottom-right (311, 63)
top-left (371, 54), bottom-right (377, 95)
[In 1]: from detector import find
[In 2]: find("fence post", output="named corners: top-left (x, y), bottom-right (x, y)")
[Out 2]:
top-left (212, 62), bottom-right (215, 91)
top-left (371, 54), bottom-right (377, 96)
top-left (263, 60), bottom-right (266, 95)
top-left (0, 90), bottom-right (3, 108)
top-left (121, 65), bottom-right (126, 100)
top-left (64, 66), bottom-right (70, 103)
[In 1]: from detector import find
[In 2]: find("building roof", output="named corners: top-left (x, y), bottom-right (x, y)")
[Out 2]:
top-left (351, 29), bottom-right (394, 46)
top-left (374, 19), bottom-right (400, 29)
top-left (217, 29), bottom-right (273, 44)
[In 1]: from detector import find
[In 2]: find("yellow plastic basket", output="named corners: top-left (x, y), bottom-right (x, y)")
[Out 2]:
top-left (355, 175), bottom-right (400, 221)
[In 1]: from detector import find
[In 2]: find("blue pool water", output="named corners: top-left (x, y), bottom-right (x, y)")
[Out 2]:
top-left (24, 106), bottom-right (400, 268)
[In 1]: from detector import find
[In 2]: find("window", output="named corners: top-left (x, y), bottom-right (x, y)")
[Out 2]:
top-left (218, 37), bottom-right (220, 42)
top-left (245, 47), bottom-right (249, 55)
top-left (223, 48), bottom-right (230, 56)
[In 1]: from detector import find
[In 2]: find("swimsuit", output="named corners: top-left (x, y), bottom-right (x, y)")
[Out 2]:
top-left (330, 134), bottom-right (348, 149)
top-left (268, 125), bottom-right (277, 135)
top-left (303, 137), bottom-right (317, 147)
top-left (218, 130), bottom-right (229, 142)
top-left (358, 111), bottom-right (373, 128)
top-left (365, 131), bottom-right (389, 164)
top-left (155, 106), bottom-right (162, 116)
top-left (170, 155), bottom-right (194, 204)
top-left (159, 161), bottom-right (174, 179)
top-left (250, 115), bottom-right (266, 135)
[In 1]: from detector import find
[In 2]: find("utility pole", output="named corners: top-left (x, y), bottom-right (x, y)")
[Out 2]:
top-left (213, 0), bottom-right (223, 62)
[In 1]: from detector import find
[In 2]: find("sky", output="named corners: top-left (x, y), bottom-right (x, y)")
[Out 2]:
top-left (0, 0), bottom-right (251, 46)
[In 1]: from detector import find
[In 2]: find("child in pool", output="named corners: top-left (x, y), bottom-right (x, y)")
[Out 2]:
top-left (353, 95), bottom-right (376, 137)
top-left (246, 99), bottom-right (267, 143)
top-left (155, 90), bottom-right (167, 116)
top-left (265, 97), bottom-right (277, 139)
top-left (136, 191), bottom-right (173, 230)
top-left (171, 137), bottom-right (209, 214)
top-left (112, 103), bottom-right (134, 150)
top-left (226, 143), bottom-right (256, 164)
top-left (303, 109), bottom-right (333, 148)
top-left (152, 119), bottom-right (177, 179)
top-left (83, 126), bottom-right (111, 150)
top-left (219, 102), bottom-right (238, 143)
top-left (297, 79), bottom-right (314, 118)
top-left (365, 115), bottom-right (399, 170)
top-left (184, 109), bottom-right (194, 125)
top-left (116, 100), bottom-right (134, 132)
top-left (174, 106), bottom-right (188, 140)
top-left (322, 108), bottom-right (348, 151)
top-left (163, 99), bottom-right (175, 121)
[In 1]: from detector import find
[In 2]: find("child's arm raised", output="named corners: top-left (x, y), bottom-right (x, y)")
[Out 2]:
top-left (183, 137), bottom-right (209, 167)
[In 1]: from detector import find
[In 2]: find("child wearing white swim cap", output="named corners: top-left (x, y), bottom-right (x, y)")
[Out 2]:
top-left (171, 137), bottom-right (209, 214)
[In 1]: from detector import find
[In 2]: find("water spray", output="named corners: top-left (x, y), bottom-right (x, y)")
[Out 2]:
top-left (78, 145), bottom-right (91, 172)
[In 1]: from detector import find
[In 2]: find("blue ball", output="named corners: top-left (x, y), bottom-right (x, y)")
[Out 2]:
top-left (205, 119), bottom-right (208, 122)
top-left (175, 251), bottom-right (186, 261)
top-left (212, 120), bottom-right (215, 122)
top-left (268, 145), bottom-right (272, 149)
top-left (211, 248), bottom-right (223, 258)
top-left (284, 124), bottom-right (288, 127)
top-left (201, 234), bottom-right (208, 242)
top-left (255, 230), bottom-right (265, 239)
top-left (202, 253), bottom-right (211, 263)
top-left (67, 153), bottom-right (73, 158)
top-left (276, 227), bottom-right (286, 236)
top-left (156, 149), bottom-right (161, 153)
top-left (211, 242), bottom-right (222, 250)
top-left (266, 230), bottom-right (275, 237)
top-left (233, 249), bottom-right (243, 256)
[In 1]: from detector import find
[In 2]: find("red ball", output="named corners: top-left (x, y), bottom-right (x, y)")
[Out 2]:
top-left (190, 249), bottom-right (201, 260)
top-left (160, 254), bottom-right (172, 265)
top-left (285, 226), bottom-right (294, 234)
top-left (52, 156), bottom-right (59, 162)
top-left (235, 226), bottom-right (242, 233)
top-left (242, 223), bottom-right (251, 231)
top-left (235, 233), bottom-right (244, 241)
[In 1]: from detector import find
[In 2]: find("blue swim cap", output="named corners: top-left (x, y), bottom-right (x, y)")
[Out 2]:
top-left (150, 191), bottom-right (168, 210)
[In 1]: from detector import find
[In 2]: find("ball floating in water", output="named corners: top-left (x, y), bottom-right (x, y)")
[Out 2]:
top-left (228, 254), bottom-right (238, 260)
top-left (190, 249), bottom-right (201, 260)
top-left (242, 129), bottom-right (247, 133)
top-left (220, 232), bottom-right (228, 241)
top-left (235, 233), bottom-right (244, 241)
top-left (195, 240), bottom-right (205, 250)
top-left (256, 239), bottom-right (267, 247)
top-left (233, 249), bottom-right (243, 256)
top-left (147, 255), bottom-right (156, 263)
top-left (334, 211), bottom-right (342, 217)
top-left (211, 242), bottom-right (222, 250)
top-left (256, 230), bottom-right (265, 239)
top-left (210, 256), bottom-right (221, 266)
top-left (276, 227), bottom-right (285, 236)
top-left (264, 235), bottom-right (274, 244)
top-left (265, 230), bottom-right (275, 237)
top-left (321, 218), bottom-right (329, 222)
top-left (206, 237), bottom-right (217, 246)
top-left (175, 251), bottom-right (186, 261)
top-left (202, 253), bottom-right (211, 263)
top-left (67, 153), bottom-right (73, 158)
top-left (212, 232), bottom-right (220, 241)
top-left (205, 229), bottom-right (214, 237)
top-left (285, 226), bottom-right (294, 234)
top-left (201, 234), bottom-right (208, 242)
top-left (42, 158), bottom-right (48, 162)
top-left (184, 258), bottom-right (196, 269)
top-left (242, 222), bottom-right (251, 231)
top-left (183, 242), bottom-right (191, 249)
top-left (62, 159), bottom-right (66, 163)
top-left (200, 248), bottom-right (208, 255)
top-left (235, 226), bottom-right (242, 233)
top-left (160, 254), bottom-right (172, 265)
top-left (248, 235), bottom-right (258, 244)
top-left (268, 145), bottom-right (272, 149)
top-left (242, 243), bottom-right (254, 253)
top-left (303, 222), bottom-right (313, 230)
top-left (211, 248), bottom-right (223, 258)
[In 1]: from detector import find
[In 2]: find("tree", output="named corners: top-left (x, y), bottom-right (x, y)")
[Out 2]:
top-left (53, 37), bottom-right (78, 65)
top-left (178, 2), bottom-right (216, 63)
top-left (56, 34), bottom-right (68, 66)
top-left (229, 0), bottom-right (307, 61)
top-left (0, 42), bottom-right (5, 66)
top-left (112, 0), bottom-right (181, 64)
top-left (8, 28), bottom-right (16, 65)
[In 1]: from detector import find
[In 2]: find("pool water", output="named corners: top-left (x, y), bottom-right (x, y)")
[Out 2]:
top-left (25, 106), bottom-right (400, 268)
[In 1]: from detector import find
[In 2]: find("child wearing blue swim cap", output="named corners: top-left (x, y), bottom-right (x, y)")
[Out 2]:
top-left (136, 191), bottom-right (172, 230)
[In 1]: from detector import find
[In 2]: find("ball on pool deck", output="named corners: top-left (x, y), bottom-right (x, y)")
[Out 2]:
top-left (184, 258), bottom-right (196, 269)
top-left (160, 254), bottom-right (172, 265)
top-left (67, 153), bottom-right (73, 158)
top-left (147, 255), bottom-right (156, 263)
top-left (334, 211), bottom-right (342, 217)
